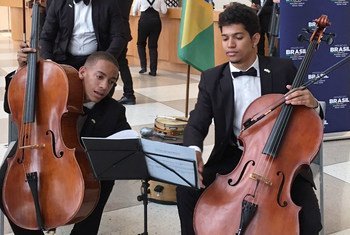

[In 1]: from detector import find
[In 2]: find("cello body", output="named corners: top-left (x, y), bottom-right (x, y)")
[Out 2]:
top-left (2, 60), bottom-right (100, 230)
top-left (193, 94), bottom-right (323, 235)
top-left (193, 14), bottom-right (330, 235)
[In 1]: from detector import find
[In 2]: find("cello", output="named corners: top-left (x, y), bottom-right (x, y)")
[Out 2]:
top-left (2, 1), bottom-right (100, 230)
top-left (193, 15), bottom-right (329, 234)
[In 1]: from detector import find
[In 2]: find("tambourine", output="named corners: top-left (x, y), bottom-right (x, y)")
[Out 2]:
top-left (154, 116), bottom-right (188, 137)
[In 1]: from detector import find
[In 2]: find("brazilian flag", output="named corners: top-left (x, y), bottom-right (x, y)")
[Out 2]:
top-left (178, 0), bottom-right (215, 72)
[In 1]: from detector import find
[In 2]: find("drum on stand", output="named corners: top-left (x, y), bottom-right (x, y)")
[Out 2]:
top-left (148, 116), bottom-right (188, 205)
top-left (148, 181), bottom-right (177, 205)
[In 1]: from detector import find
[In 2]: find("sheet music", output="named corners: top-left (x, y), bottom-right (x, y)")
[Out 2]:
top-left (107, 129), bottom-right (139, 139)
top-left (141, 138), bottom-right (199, 189)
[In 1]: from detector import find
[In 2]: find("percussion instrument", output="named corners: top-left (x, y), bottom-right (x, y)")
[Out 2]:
top-left (148, 116), bottom-right (188, 204)
top-left (148, 181), bottom-right (177, 205)
top-left (154, 116), bottom-right (188, 137)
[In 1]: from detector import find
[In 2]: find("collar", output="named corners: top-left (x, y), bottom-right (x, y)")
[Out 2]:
top-left (83, 101), bottom-right (96, 109)
top-left (229, 56), bottom-right (260, 79)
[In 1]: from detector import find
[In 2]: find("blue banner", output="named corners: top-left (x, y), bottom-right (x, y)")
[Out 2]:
top-left (279, 0), bottom-right (350, 133)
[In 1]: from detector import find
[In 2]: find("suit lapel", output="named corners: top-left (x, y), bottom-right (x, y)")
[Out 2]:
top-left (259, 56), bottom-right (273, 95)
top-left (91, 0), bottom-right (98, 39)
top-left (66, 0), bottom-right (75, 34)
top-left (219, 64), bottom-right (235, 134)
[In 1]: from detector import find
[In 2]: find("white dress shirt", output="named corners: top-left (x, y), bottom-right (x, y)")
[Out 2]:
top-left (230, 56), bottom-right (261, 137)
top-left (68, 0), bottom-right (98, 56)
top-left (132, 0), bottom-right (168, 16)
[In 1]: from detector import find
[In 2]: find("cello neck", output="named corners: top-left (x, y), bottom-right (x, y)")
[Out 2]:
top-left (262, 15), bottom-right (330, 157)
top-left (291, 41), bottom-right (318, 88)
top-left (24, 1), bottom-right (40, 124)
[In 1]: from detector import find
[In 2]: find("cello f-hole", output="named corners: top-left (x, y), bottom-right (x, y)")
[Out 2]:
top-left (46, 130), bottom-right (64, 158)
top-left (277, 171), bottom-right (288, 207)
top-left (17, 135), bottom-right (27, 164)
top-left (228, 160), bottom-right (255, 186)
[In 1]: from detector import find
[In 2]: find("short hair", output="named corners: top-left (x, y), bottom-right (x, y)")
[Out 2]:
top-left (84, 51), bottom-right (119, 69)
top-left (218, 3), bottom-right (260, 37)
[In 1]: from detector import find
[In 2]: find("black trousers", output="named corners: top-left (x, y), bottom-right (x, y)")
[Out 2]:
top-left (0, 160), bottom-right (115, 235)
top-left (176, 147), bottom-right (322, 235)
top-left (257, 14), bottom-right (272, 56)
top-left (137, 9), bottom-right (162, 73)
top-left (117, 46), bottom-right (134, 97)
top-left (58, 54), bottom-right (89, 71)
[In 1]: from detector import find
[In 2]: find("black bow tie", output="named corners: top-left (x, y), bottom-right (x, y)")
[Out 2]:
top-left (231, 67), bottom-right (257, 78)
top-left (74, 0), bottom-right (90, 5)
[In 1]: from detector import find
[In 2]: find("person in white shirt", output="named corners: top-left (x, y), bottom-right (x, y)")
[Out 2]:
top-left (132, 0), bottom-right (167, 76)
top-left (176, 3), bottom-right (323, 235)
top-left (40, 0), bottom-right (127, 70)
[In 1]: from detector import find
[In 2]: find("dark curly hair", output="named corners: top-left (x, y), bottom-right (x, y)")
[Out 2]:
top-left (218, 3), bottom-right (260, 37)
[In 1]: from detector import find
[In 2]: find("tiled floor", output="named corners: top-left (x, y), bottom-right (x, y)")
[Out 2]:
top-left (1, 32), bottom-right (350, 234)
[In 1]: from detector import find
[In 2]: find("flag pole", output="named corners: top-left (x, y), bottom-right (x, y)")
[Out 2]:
top-left (185, 64), bottom-right (191, 118)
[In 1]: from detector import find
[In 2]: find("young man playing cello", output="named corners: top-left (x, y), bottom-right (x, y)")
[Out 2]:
top-left (0, 44), bottom-right (131, 234)
top-left (176, 3), bottom-right (323, 235)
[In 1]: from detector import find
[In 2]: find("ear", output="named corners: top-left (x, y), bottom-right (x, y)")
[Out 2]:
top-left (252, 33), bottom-right (261, 48)
top-left (78, 66), bottom-right (86, 80)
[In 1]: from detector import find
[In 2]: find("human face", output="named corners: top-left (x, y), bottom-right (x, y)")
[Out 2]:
top-left (221, 23), bottom-right (260, 70)
top-left (79, 59), bottom-right (118, 103)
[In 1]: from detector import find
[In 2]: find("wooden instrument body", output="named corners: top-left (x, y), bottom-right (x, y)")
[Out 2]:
top-left (194, 94), bottom-right (323, 235)
top-left (3, 61), bottom-right (100, 230)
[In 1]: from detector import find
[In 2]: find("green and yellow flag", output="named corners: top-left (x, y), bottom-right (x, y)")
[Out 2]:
top-left (178, 0), bottom-right (215, 72)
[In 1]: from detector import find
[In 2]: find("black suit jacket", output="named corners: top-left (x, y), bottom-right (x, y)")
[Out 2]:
top-left (80, 97), bottom-right (131, 138)
top-left (184, 56), bottom-right (322, 186)
top-left (116, 0), bottom-right (133, 42)
top-left (184, 56), bottom-right (297, 166)
top-left (40, 0), bottom-right (127, 61)
top-left (253, 0), bottom-right (274, 32)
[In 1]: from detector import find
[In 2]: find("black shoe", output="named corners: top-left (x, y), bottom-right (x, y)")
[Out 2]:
top-left (148, 71), bottom-right (156, 76)
top-left (118, 96), bottom-right (136, 105)
top-left (139, 68), bottom-right (147, 74)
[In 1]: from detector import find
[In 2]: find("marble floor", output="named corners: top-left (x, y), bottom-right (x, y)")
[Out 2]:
top-left (0, 32), bottom-right (350, 235)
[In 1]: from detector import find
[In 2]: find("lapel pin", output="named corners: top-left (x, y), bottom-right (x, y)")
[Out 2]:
top-left (91, 119), bottom-right (96, 124)
top-left (264, 68), bottom-right (271, 73)
top-left (69, 4), bottom-right (72, 7)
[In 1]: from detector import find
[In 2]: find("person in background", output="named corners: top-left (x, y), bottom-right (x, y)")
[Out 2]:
top-left (132, 0), bottom-right (167, 76)
top-left (252, 0), bottom-right (274, 56)
top-left (117, 0), bottom-right (137, 105)
top-left (1, 43), bottom-right (131, 235)
top-left (40, 0), bottom-right (127, 70)
top-left (176, 3), bottom-right (323, 235)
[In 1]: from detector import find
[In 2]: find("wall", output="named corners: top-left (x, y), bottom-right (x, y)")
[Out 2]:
top-left (0, 6), bottom-right (10, 31)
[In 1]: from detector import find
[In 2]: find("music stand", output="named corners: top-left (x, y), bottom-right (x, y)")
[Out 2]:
top-left (81, 136), bottom-right (199, 235)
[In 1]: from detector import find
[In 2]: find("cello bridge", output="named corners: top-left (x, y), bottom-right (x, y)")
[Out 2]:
top-left (249, 173), bottom-right (272, 186)
top-left (19, 144), bottom-right (46, 149)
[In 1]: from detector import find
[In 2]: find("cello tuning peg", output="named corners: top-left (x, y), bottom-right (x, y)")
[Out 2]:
top-left (322, 35), bottom-right (334, 45)
top-left (321, 32), bottom-right (335, 45)
top-left (297, 34), bottom-right (308, 42)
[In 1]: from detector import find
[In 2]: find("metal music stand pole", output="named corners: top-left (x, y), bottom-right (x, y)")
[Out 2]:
top-left (137, 180), bottom-right (150, 235)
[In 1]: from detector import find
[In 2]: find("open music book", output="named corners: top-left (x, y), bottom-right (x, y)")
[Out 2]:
top-left (81, 130), bottom-right (200, 189)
